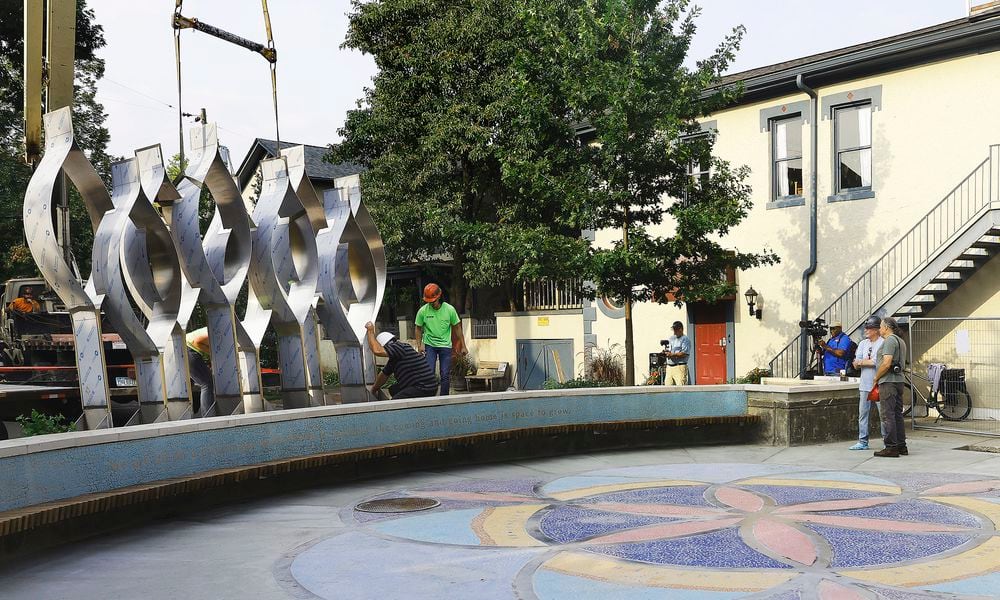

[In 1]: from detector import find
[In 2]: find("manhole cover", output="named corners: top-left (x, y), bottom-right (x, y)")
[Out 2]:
top-left (355, 497), bottom-right (440, 513)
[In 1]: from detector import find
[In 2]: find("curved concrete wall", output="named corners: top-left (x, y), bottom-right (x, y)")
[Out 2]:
top-left (0, 387), bottom-right (747, 513)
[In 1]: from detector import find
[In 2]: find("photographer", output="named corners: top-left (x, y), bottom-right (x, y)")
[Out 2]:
top-left (661, 321), bottom-right (691, 386)
top-left (818, 321), bottom-right (852, 376)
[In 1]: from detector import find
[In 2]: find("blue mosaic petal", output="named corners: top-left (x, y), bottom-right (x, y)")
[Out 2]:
top-left (534, 568), bottom-right (749, 600)
top-left (826, 498), bottom-right (981, 528)
top-left (583, 486), bottom-right (711, 506)
top-left (420, 478), bottom-right (541, 496)
top-left (539, 505), bottom-right (677, 544)
top-left (804, 524), bottom-right (972, 568)
top-left (591, 527), bottom-right (790, 569)
top-left (746, 485), bottom-right (885, 506)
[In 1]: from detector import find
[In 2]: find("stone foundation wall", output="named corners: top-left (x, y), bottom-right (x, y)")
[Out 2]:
top-left (747, 381), bottom-right (861, 446)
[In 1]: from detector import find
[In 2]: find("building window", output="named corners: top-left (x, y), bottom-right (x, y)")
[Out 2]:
top-left (682, 135), bottom-right (710, 205)
top-left (834, 103), bottom-right (872, 192)
top-left (771, 116), bottom-right (803, 199)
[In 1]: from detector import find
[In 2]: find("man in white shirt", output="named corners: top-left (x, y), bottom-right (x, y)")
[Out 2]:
top-left (849, 316), bottom-right (883, 450)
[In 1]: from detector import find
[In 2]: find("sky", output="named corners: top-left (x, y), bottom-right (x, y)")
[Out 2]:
top-left (88, 1), bottom-right (967, 167)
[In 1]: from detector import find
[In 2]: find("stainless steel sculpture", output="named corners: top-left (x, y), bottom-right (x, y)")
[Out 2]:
top-left (248, 157), bottom-right (321, 408)
top-left (173, 123), bottom-right (252, 416)
top-left (23, 107), bottom-right (114, 430)
top-left (93, 156), bottom-right (186, 423)
top-left (22, 109), bottom-right (387, 424)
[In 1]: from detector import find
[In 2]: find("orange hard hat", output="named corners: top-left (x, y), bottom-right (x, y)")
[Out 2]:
top-left (422, 283), bottom-right (442, 303)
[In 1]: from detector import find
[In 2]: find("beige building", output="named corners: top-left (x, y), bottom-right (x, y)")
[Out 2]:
top-left (478, 9), bottom-right (1000, 389)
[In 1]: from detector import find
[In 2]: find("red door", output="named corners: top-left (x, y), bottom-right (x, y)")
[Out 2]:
top-left (694, 303), bottom-right (730, 384)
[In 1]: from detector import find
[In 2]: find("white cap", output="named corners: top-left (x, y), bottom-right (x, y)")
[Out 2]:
top-left (376, 332), bottom-right (395, 346)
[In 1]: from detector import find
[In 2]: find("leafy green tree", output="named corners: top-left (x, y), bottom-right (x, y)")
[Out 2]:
top-left (563, 0), bottom-right (778, 383)
top-left (0, 0), bottom-right (111, 282)
top-left (329, 0), bottom-right (592, 312)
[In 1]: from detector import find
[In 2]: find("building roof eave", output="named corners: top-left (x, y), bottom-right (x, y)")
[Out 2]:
top-left (707, 14), bottom-right (1000, 107)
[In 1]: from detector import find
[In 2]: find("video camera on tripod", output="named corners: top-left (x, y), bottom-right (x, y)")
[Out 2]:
top-left (799, 317), bottom-right (828, 350)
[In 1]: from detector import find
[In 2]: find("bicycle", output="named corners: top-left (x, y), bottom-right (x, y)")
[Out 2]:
top-left (903, 368), bottom-right (973, 421)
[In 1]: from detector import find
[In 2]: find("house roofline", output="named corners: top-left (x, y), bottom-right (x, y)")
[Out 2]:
top-left (708, 12), bottom-right (1000, 107)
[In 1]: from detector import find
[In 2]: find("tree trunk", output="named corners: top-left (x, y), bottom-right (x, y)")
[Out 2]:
top-left (624, 298), bottom-right (635, 386)
top-left (622, 209), bottom-right (634, 386)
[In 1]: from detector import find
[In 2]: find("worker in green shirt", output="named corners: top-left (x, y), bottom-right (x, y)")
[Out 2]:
top-left (415, 283), bottom-right (467, 396)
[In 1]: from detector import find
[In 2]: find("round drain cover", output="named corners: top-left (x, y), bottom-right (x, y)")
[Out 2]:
top-left (355, 497), bottom-right (440, 513)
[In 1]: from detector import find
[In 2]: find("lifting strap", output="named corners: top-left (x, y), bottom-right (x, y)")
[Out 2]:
top-left (171, 0), bottom-right (281, 165)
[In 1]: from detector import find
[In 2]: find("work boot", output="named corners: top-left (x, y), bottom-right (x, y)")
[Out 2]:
top-left (898, 445), bottom-right (908, 455)
top-left (874, 448), bottom-right (900, 458)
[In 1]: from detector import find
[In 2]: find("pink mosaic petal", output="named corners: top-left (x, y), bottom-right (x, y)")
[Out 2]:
top-left (752, 518), bottom-right (817, 565)
top-left (588, 502), bottom-right (725, 518)
top-left (818, 579), bottom-right (866, 600)
top-left (715, 487), bottom-right (765, 512)
top-left (588, 517), bottom-right (742, 544)
top-left (420, 490), bottom-right (536, 503)
top-left (774, 497), bottom-right (896, 514)
top-left (922, 480), bottom-right (1000, 495)
top-left (790, 513), bottom-right (969, 532)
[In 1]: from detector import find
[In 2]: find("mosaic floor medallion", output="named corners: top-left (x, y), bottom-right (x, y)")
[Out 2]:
top-left (287, 464), bottom-right (1000, 599)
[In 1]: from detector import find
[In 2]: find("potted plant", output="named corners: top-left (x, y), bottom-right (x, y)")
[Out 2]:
top-left (450, 353), bottom-right (475, 392)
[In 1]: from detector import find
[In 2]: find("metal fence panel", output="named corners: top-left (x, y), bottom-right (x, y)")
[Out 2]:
top-left (909, 317), bottom-right (1000, 436)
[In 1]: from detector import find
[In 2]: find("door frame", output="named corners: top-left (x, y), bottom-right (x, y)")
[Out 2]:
top-left (687, 301), bottom-right (736, 384)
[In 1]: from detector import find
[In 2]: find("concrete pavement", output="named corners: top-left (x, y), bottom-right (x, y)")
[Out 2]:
top-left (2, 428), bottom-right (999, 599)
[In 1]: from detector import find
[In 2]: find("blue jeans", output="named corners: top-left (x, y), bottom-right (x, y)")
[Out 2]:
top-left (859, 389), bottom-right (882, 443)
top-left (425, 346), bottom-right (452, 396)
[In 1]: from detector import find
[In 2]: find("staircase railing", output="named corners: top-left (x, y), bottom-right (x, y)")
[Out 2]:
top-left (769, 145), bottom-right (998, 378)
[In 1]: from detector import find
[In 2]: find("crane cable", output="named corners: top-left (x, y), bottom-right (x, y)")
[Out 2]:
top-left (174, 0), bottom-right (185, 172)
top-left (261, 0), bottom-right (280, 149)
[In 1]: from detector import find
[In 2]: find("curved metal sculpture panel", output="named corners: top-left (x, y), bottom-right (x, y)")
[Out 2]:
top-left (316, 187), bottom-right (367, 403)
top-left (282, 146), bottom-right (328, 406)
top-left (132, 145), bottom-right (192, 420)
top-left (172, 124), bottom-right (251, 415)
top-left (250, 157), bottom-right (321, 408)
top-left (347, 186), bottom-right (387, 384)
top-left (22, 107), bottom-right (113, 429)
top-left (93, 159), bottom-right (169, 423)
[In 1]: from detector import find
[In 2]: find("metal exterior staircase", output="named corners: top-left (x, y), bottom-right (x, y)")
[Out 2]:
top-left (769, 145), bottom-right (1000, 378)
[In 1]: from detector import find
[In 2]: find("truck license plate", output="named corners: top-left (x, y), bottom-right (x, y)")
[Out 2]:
top-left (115, 376), bottom-right (137, 387)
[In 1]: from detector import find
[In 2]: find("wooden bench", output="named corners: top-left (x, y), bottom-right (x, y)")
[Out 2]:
top-left (465, 361), bottom-right (509, 392)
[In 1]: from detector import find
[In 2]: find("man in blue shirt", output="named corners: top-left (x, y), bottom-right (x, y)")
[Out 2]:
top-left (819, 321), bottom-right (852, 375)
top-left (664, 321), bottom-right (691, 385)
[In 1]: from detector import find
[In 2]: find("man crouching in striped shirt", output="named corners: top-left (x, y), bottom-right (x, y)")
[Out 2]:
top-left (366, 322), bottom-right (439, 399)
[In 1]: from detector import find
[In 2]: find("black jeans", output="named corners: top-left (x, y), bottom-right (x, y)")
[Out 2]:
top-left (879, 381), bottom-right (906, 448)
top-left (389, 383), bottom-right (437, 400)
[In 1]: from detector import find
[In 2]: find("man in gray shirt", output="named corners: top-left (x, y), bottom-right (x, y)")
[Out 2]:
top-left (874, 316), bottom-right (907, 457)
top-left (849, 316), bottom-right (883, 450)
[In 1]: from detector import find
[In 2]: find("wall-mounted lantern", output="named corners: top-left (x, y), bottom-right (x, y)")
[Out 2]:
top-left (744, 286), bottom-right (762, 320)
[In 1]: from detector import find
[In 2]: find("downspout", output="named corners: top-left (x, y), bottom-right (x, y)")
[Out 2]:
top-left (796, 74), bottom-right (818, 378)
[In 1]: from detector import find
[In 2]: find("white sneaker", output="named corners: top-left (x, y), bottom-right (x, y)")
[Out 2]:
top-left (849, 442), bottom-right (869, 451)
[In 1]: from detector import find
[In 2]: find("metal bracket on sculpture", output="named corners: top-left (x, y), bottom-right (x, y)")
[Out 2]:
top-left (22, 107), bottom-right (113, 430)
top-left (250, 157), bottom-right (321, 408)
